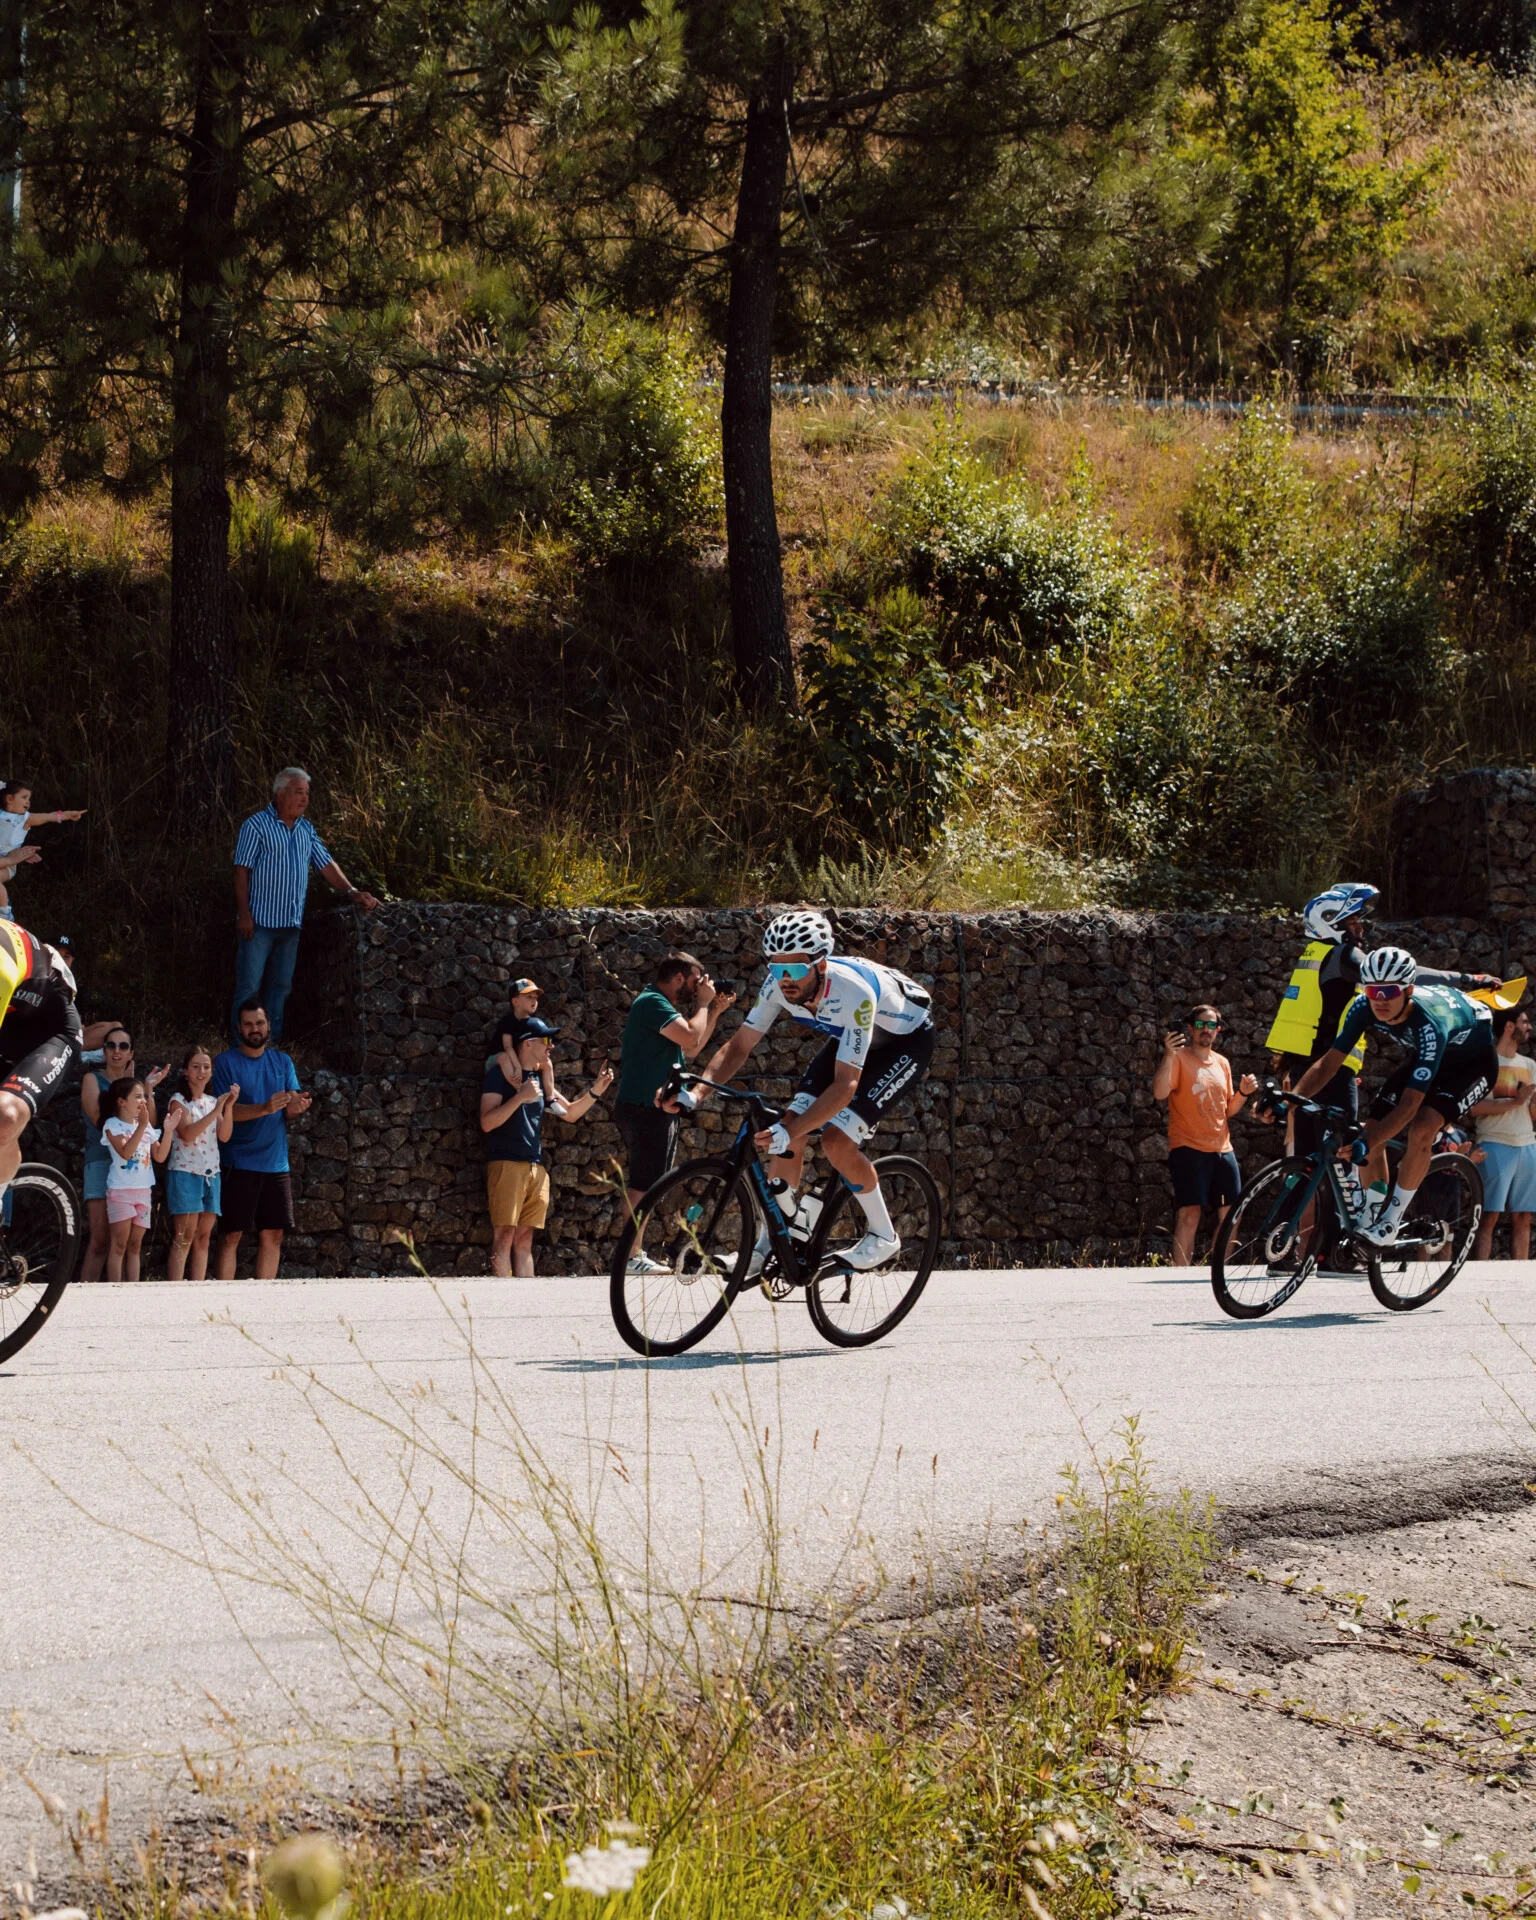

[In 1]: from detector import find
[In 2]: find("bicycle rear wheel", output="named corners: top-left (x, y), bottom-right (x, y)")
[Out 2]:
top-left (609, 1157), bottom-right (752, 1357)
top-left (806, 1156), bottom-right (941, 1348)
top-left (0, 1164), bottom-right (81, 1364)
top-left (1210, 1159), bottom-right (1316, 1320)
top-left (1368, 1152), bottom-right (1482, 1312)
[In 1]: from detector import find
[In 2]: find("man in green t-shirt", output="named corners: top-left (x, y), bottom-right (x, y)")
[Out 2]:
top-left (615, 952), bottom-right (735, 1269)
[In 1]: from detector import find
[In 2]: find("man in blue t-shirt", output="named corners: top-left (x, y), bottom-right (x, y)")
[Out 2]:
top-left (479, 1016), bottom-right (612, 1277)
top-left (212, 996), bottom-right (312, 1277)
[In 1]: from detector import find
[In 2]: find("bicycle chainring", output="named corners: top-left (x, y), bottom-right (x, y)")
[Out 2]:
top-left (759, 1271), bottom-right (796, 1302)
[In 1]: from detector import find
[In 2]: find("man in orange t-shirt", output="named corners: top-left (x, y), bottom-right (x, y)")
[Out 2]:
top-left (1151, 1004), bottom-right (1259, 1267)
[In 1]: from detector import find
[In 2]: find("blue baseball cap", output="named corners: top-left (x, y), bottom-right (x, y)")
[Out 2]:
top-left (515, 1015), bottom-right (561, 1041)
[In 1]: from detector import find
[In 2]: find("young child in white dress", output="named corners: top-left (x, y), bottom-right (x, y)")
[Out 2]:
top-left (101, 1077), bottom-right (175, 1282)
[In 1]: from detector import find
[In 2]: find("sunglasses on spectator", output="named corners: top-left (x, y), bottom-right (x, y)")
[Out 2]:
top-left (1363, 983), bottom-right (1405, 1002)
top-left (769, 961), bottom-right (816, 982)
top-left (105, 1039), bottom-right (132, 1049)
top-left (1189, 1018), bottom-right (1220, 1030)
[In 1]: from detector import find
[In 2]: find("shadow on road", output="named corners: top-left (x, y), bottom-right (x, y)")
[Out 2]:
top-left (532, 1347), bottom-right (836, 1372)
top-left (1161, 1311), bottom-right (1386, 1330)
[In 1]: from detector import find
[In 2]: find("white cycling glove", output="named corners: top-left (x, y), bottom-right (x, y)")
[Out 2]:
top-left (765, 1122), bottom-right (791, 1156)
top-left (675, 1088), bottom-right (698, 1113)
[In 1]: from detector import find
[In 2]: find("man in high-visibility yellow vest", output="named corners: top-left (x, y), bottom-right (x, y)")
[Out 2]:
top-left (1267, 883), bottom-right (1499, 1160)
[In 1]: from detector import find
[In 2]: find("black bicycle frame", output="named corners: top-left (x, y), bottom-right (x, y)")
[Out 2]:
top-left (1253, 1088), bottom-right (1361, 1255)
top-left (670, 1070), bottom-right (842, 1289)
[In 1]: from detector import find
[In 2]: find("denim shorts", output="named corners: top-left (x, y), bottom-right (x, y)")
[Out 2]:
top-left (165, 1168), bottom-right (222, 1217)
top-left (83, 1158), bottom-right (109, 1203)
top-left (1479, 1140), bottom-right (1536, 1214)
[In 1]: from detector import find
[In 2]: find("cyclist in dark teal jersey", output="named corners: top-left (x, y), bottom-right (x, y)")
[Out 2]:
top-left (1293, 945), bottom-right (1497, 1248)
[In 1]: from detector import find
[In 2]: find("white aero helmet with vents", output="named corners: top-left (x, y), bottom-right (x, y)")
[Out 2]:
top-left (762, 909), bottom-right (835, 961)
top-left (1359, 945), bottom-right (1417, 986)
top-left (1303, 882), bottom-right (1379, 945)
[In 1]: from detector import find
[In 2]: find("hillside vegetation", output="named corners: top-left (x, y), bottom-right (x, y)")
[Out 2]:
top-left (5, 49), bottom-right (1536, 1027)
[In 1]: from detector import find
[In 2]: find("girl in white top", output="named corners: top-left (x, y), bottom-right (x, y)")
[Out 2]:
top-left (163, 1045), bottom-right (239, 1281)
top-left (101, 1077), bottom-right (175, 1282)
top-left (0, 781), bottom-right (86, 921)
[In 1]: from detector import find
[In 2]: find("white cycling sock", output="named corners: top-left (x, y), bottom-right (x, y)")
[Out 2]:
top-left (1380, 1183), bottom-right (1416, 1229)
top-left (855, 1182), bottom-right (895, 1240)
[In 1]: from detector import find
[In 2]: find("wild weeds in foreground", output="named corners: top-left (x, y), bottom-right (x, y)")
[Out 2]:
top-left (30, 1294), bottom-right (1215, 1920)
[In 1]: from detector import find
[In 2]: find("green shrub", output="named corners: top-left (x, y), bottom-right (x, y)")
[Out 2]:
top-left (875, 427), bottom-right (1148, 659)
top-left (1427, 381), bottom-right (1536, 609)
top-left (230, 491), bottom-right (319, 620)
top-left (1182, 399), bottom-right (1317, 579)
top-left (548, 324), bottom-right (723, 567)
top-left (1220, 540), bottom-right (1455, 741)
top-left (1062, 627), bottom-right (1332, 865)
top-left (800, 591), bottom-right (986, 849)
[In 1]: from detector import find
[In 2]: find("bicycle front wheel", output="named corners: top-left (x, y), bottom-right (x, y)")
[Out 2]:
top-left (610, 1158), bottom-right (752, 1357)
top-left (1210, 1158), bottom-right (1316, 1320)
top-left (1369, 1152), bottom-right (1482, 1312)
top-left (0, 1164), bottom-right (81, 1364)
top-left (807, 1156), bottom-right (941, 1348)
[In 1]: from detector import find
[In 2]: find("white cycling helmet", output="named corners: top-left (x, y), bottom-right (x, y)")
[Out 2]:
top-left (763, 909), bottom-right (834, 961)
top-left (1359, 945), bottom-right (1417, 986)
top-left (1303, 882), bottom-right (1379, 944)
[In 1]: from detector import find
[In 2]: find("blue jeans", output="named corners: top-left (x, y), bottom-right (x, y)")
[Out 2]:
top-left (232, 925), bottom-right (302, 1039)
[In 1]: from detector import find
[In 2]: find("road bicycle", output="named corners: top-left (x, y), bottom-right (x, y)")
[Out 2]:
top-left (609, 1069), bottom-right (942, 1357)
top-left (1210, 1086), bottom-right (1481, 1320)
top-left (0, 1161), bottom-right (83, 1364)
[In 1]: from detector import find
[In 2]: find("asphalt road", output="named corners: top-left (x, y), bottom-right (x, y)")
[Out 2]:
top-left (5, 1263), bottom-right (1536, 1889)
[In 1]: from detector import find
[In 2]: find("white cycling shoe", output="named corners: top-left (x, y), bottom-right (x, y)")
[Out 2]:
top-left (1356, 1216), bottom-right (1407, 1249)
top-left (841, 1231), bottom-right (901, 1271)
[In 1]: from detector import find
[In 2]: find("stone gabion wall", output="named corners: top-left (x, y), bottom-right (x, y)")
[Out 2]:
top-left (239, 901), bottom-right (1529, 1276)
top-left (1392, 768), bottom-right (1536, 928)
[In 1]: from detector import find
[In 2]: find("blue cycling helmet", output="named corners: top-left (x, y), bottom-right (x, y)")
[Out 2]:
top-left (1303, 883), bottom-right (1379, 944)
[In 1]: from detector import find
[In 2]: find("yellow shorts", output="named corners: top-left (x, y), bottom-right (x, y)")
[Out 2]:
top-left (487, 1159), bottom-right (550, 1229)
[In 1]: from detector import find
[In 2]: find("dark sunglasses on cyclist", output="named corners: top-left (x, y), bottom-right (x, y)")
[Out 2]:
top-left (769, 961), bottom-right (816, 982)
top-left (1364, 983), bottom-right (1405, 1002)
top-left (1189, 1018), bottom-right (1220, 1031)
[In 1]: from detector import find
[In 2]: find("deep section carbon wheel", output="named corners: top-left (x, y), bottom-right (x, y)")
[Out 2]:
top-left (0, 1163), bottom-right (81, 1365)
top-left (806, 1155), bottom-right (941, 1348)
top-left (610, 1157), bottom-right (752, 1356)
top-left (1210, 1158), bottom-right (1316, 1320)
top-left (1368, 1151), bottom-right (1482, 1312)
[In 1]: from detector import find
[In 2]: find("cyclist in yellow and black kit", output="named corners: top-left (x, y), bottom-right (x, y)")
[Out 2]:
top-left (0, 921), bottom-right (83, 1197)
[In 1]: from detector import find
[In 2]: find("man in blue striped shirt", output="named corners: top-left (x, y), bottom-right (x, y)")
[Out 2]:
top-left (232, 767), bottom-right (379, 1039)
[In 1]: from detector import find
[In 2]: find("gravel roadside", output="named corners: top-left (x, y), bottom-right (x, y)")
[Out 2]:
top-left (1133, 1465), bottom-right (1536, 1915)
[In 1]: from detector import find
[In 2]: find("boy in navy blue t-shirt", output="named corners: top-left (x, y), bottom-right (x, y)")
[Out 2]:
top-left (479, 1017), bottom-right (612, 1277)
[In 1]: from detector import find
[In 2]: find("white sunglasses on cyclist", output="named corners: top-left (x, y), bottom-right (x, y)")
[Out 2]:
top-left (769, 961), bottom-right (817, 982)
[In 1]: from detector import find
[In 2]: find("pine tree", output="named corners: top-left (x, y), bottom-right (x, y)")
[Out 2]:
top-left (550, 0), bottom-right (1227, 715)
top-left (1, 0), bottom-right (473, 822)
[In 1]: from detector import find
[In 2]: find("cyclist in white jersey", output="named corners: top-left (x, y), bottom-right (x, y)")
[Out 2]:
top-left (671, 909), bottom-right (937, 1271)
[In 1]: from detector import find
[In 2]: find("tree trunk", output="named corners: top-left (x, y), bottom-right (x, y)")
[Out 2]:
top-left (166, 11), bottom-right (243, 826)
top-left (0, 0), bottom-right (21, 257)
top-left (720, 46), bottom-right (797, 717)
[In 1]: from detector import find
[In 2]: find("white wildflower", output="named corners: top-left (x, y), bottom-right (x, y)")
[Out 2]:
top-left (562, 1840), bottom-right (652, 1896)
